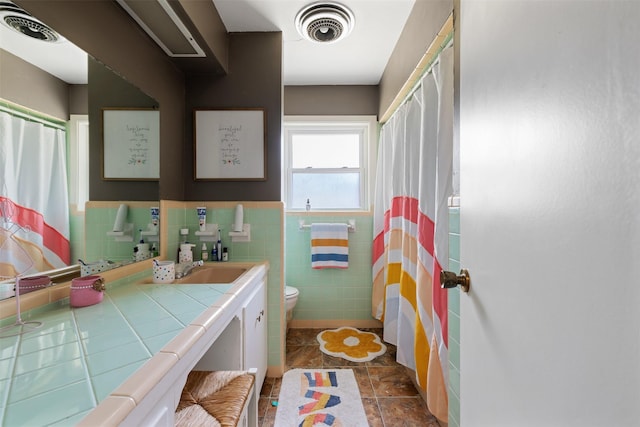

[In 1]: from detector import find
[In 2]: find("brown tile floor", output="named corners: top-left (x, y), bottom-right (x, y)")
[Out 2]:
top-left (259, 328), bottom-right (441, 427)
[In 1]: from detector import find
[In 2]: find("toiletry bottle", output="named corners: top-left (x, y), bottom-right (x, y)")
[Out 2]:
top-left (216, 229), bottom-right (222, 261)
top-left (306, 198), bottom-right (311, 211)
top-left (222, 247), bottom-right (228, 262)
top-left (211, 245), bottom-right (218, 262)
top-left (201, 243), bottom-right (208, 261)
top-left (179, 243), bottom-right (195, 263)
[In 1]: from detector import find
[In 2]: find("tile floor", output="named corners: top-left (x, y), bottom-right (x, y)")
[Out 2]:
top-left (258, 328), bottom-right (441, 427)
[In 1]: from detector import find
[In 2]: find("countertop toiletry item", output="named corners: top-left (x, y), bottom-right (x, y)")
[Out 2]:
top-left (201, 243), bottom-right (208, 261)
top-left (150, 207), bottom-right (159, 231)
top-left (80, 260), bottom-right (109, 276)
top-left (211, 245), bottom-right (217, 261)
top-left (306, 199), bottom-right (311, 211)
top-left (178, 228), bottom-right (189, 261)
top-left (216, 229), bottom-right (222, 261)
top-left (197, 207), bottom-right (207, 232)
top-left (152, 260), bottom-right (175, 283)
top-left (222, 247), bottom-right (228, 262)
top-left (179, 243), bottom-right (195, 264)
top-left (136, 243), bottom-right (150, 261)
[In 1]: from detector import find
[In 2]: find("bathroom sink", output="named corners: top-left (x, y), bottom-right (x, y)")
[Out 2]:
top-left (173, 265), bottom-right (248, 284)
top-left (138, 263), bottom-right (250, 285)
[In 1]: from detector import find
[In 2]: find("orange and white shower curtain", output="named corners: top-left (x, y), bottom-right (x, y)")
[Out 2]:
top-left (372, 46), bottom-right (453, 422)
top-left (0, 109), bottom-right (70, 279)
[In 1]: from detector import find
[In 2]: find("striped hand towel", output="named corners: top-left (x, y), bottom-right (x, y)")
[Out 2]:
top-left (311, 223), bottom-right (349, 269)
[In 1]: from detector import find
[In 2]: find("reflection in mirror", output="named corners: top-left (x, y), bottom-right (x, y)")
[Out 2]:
top-left (0, 4), bottom-right (160, 300)
top-left (84, 201), bottom-right (160, 268)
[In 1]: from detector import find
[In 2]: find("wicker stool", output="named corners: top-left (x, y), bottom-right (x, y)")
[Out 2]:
top-left (175, 370), bottom-right (255, 427)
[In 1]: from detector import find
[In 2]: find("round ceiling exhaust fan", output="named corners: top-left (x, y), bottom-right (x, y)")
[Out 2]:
top-left (0, 1), bottom-right (62, 42)
top-left (295, 2), bottom-right (355, 44)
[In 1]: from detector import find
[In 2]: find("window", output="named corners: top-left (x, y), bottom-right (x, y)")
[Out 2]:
top-left (284, 116), bottom-right (377, 211)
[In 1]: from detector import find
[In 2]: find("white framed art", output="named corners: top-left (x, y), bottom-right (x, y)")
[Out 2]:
top-left (194, 108), bottom-right (266, 181)
top-left (102, 108), bottom-right (159, 180)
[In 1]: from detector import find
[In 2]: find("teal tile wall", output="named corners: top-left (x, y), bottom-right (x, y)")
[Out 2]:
top-left (285, 214), bottom-right (374, 322)
top-left (84, 205), bottom-right (158, 263)
top-left (165, 203), bottom-right (284, 369)
top-left (448, 206), bottom-right (461, 427)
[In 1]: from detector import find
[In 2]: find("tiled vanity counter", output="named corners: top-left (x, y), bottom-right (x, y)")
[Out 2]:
top-left (0, 261), bottom-right (268, 426)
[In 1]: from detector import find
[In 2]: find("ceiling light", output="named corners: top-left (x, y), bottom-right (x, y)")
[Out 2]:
top-left (295, 2), bottom-right (355, 44)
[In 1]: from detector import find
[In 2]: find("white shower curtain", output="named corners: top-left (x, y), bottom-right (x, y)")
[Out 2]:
top-left (372, 46), bottom-right (453, 422)
top-left (0, 110), bottom-right (70, 278)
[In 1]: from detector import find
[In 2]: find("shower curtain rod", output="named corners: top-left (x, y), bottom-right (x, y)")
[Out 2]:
top-left (379, 13), bottom-right (454, 124)
top-left (0, 99), bottom-right (66, 131)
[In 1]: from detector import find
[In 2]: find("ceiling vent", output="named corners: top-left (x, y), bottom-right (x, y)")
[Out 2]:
top-left (115, 0), bottom-right (205, 57)
top-left (295, 2), bottom-right (355, 44)
top-left (0, 1), bottom-right (62, 43)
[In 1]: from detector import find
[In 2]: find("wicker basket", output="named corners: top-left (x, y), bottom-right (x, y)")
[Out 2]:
top-left (176, 370), bottom-right (255, 427)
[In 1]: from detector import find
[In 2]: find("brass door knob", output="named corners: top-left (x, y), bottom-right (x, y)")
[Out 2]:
top-left (440, 269), bottom-right (470, 293)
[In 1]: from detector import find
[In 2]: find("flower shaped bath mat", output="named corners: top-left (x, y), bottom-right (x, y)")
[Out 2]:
top-left (317, 327), bottom-right (386, 362)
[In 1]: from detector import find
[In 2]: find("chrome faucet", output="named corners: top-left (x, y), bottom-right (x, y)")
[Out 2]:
top-left (175, 261), bottom-right (203, 279)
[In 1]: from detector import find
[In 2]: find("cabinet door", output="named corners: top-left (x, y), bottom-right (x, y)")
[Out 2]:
top-left (243, 280), bottom-right (267, 391)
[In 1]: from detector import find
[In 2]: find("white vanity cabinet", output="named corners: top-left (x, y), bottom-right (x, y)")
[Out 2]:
top-left (77, 262), bottom-right (269, 427)
top-left (243, 278), bottom-right (267, 392)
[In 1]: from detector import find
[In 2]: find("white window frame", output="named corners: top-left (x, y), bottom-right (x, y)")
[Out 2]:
top-left (68, 114), bottom-right (89, 212)
top-left (283, 115), bottom-right (377, 212)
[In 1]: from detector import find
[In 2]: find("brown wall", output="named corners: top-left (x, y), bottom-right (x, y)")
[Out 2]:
top-left (0, 49), bottom-right (69, 119)
top-left (16, 0), bottom-right (186, 201)
top-left (88, 57), bottom-right (160, 201)
top-left (9, 0), bottom-right (450, 201)
top-left (284, 85), bottom-right (379, 116)
top-left (378, 0), bottom-right (453, 118)
top-left (185, 32), bottom-right (283, 201)
top-left (69, 85), bottom-right (88, 116)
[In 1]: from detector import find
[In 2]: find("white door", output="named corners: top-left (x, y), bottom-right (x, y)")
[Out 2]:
top-left (458, 2), bottom-right (640, 426)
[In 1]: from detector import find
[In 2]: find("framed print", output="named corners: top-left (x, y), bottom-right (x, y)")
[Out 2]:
top-left (102, 108), bottom-right (160, 180)
top-left (194, 108), bottom-right (266, 180)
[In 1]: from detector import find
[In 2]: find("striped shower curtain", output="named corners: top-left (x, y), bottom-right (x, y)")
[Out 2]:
top-left (372, 46), bottom-right (453, 422)
top-left (0, 110), bottom-right (70, 279)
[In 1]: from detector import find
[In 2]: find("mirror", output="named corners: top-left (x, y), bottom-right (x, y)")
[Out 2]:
top-left (0, 7), bottom-right (160, 300)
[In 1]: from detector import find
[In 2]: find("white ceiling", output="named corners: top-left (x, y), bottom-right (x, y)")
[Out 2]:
top-left (212, 0), bottom-right (415, 85)
top-left (0, 0), bottom-right (415, 86)
top-left (0, 6), bottom-right (87, 84)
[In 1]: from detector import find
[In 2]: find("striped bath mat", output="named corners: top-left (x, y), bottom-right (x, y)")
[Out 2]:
top-left (275, 369), bottom-right (368, 426)
top-left (311, 223), bottom-right (349, 269)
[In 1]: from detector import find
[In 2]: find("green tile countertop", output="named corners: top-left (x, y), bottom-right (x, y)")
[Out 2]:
top-left (0, 269), bottom-right (235, 426)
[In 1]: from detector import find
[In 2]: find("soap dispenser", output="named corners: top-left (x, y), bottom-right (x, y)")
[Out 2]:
top-left (201, 243), bottom-right (208, 261)
top-left (179, 243), bottom-right (196, 263)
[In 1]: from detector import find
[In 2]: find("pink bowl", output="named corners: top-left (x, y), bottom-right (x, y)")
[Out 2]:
top-left (17, 276), bottom-right (51, 295)
top-left (70, 275), bottom-right (105, 308)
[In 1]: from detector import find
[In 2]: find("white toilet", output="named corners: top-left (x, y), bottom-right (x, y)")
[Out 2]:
top-left (285, 286), bottom-right (299, 328)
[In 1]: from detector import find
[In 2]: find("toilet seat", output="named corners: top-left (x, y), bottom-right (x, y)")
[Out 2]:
top-left (285, 286), bottom-right (298, 298)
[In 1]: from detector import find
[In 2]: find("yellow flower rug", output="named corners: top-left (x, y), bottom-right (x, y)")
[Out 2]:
top-left (274, 369), bottom-right (368, 426)
top-left (317, 327), bottom-right (386, 362)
